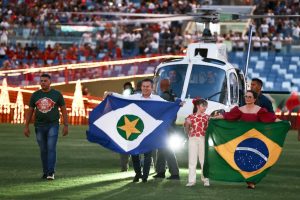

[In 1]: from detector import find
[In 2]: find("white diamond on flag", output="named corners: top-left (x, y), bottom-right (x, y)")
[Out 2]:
top-left (93, 103), bottom-right (163, 152)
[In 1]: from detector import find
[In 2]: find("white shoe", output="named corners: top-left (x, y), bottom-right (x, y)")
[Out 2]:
top-left (204, 179), bottom-right (210, 187)
top-left (186, 182), bottom-right (196, 187)
top-left (47, 173), bottom-right (55, 180)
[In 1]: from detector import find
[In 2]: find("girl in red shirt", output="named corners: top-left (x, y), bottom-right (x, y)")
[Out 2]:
top-left (184, 98), bottom-right (210, 187)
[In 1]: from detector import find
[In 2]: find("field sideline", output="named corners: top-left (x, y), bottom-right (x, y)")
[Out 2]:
top-left (0, 124), bottom-right (299, 200)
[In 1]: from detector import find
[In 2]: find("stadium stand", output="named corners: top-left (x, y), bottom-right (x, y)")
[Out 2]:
top-left (0, 0), bottom-right (300, 92)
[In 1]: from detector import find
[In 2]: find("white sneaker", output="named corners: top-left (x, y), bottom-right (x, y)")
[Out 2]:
top-left (47, 173), bottom-right (55, 180)
top-left (186, 182), bottom-right (196, 187)
top-left (204, 179), bottom-right (210, 187)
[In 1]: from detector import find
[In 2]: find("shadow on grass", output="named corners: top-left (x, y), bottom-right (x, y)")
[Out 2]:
top-left (9, 175), bottom-right (134, 200)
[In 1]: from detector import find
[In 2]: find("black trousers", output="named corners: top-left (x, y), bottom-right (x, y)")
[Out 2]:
top-left (132, 151), bottom-right (152, 179)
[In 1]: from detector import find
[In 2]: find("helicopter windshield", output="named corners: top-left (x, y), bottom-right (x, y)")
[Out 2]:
top-left (154, 64), bottom-right (187, 97)
top-left (186, 65), bottom-right (227, 103)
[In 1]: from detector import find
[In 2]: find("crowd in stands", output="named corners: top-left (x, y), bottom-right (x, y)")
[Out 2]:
top-left (0, 0), bottom-right (300, 85)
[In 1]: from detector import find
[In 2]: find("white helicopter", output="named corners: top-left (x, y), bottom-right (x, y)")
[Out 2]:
top-left (153, 8), bottom-right (247, 125)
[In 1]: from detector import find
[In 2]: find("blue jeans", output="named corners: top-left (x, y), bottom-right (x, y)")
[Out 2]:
top-left (35, 124), bottom-right (59, 175)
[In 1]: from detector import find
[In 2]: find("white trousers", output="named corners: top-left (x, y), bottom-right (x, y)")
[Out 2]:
top-left (188, 136), bottom-right (207, 183)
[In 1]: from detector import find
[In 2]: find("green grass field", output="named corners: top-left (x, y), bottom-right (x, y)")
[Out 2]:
top-left (0, 124), bottom-right (299, 200)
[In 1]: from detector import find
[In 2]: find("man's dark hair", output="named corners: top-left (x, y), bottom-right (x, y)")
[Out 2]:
top-left (141, 78), bottom-right (153, 85)
top-left (252, 78), bottom-right (263, 87)
top-left (41, 73), bottom-right (51, 79)
top-left (123, 82), bottom-right (133, 90)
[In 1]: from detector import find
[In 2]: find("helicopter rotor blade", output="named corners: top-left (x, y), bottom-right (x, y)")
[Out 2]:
top-left (240, 14), bottom-right (300, 19)
top-left (55, 11), bottom-right (178, 18)
top-left (58, 16), bottom-right (194, 26)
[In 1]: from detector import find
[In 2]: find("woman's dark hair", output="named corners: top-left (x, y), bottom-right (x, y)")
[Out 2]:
top-left (246, 90), bottom-right (258, 100)
top-left (192, 98), bottom-right (208, 114)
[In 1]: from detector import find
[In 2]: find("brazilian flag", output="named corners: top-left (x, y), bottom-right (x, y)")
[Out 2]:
top-left (203, 120), bottom-right (290, 183)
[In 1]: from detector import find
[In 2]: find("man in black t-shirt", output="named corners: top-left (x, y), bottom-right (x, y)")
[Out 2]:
top-left (251, 78), bottom-right (274, 113)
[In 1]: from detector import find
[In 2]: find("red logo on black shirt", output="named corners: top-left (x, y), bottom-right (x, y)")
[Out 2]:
top-left (36, 97), bottom-right (55, 113)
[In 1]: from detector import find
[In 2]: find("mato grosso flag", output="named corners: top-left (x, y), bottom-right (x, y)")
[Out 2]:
top-left (203, 120), bottom-right (290, 184)
top-left (87, 95), bottom-right (180, 155)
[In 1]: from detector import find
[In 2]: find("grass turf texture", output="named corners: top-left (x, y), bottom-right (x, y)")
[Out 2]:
top-left (0, 124), bottom-right (299, 200)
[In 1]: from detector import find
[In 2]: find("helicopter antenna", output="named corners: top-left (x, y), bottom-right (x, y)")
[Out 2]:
top-left (243, 24), bottom-right (254, 82)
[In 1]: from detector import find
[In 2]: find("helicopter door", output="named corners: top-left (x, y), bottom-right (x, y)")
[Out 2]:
top-left (235, 69), bottom-right (246, 106)
top-left (229, 72), bottom-right (239, 105)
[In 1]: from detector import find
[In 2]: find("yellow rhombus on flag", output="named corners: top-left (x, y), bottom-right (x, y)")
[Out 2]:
top-left (215, 128), bottom-right (282, 179)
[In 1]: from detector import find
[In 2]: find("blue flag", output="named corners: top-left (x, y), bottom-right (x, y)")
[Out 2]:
top-left (87, 95), bottom-right (181, 155)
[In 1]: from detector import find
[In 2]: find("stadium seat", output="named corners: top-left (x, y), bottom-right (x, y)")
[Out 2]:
top-left (255, 61), bottom-right (265, 70)
top-left (265, 81), bottom-right (274, 88)
top-left (250, 56), bottom-right (258, 62)
top-left (282, 81), bottom-right (291, 91)
top-left (144, 66), bottom-right (155, 74)
top-left (251, 72), bottom-right (260, 78)
top-left (284, 73), bottom-right (293, 80)
top-left (293, 78), bottom-right (300, 84)
top-left (260, 77), bottom-right (267, 83)
top-left (288, 64), bottom-right (297, 72)
top-left (247, 68), bottom-right (253, 75)
top-left (57, 77), bottom-right (65, 82)
top-left (236, 52), bottom-right (244, 58)
top-left (275, 56), bottom-right (283, 63)
top-left (272, 64), bottom-right (280, 71)
top-left (278, 69), bottom-right (287, 75)
top-left (291, 56), bottom-right (299, 63)
top-left (260, 52), bottom-right (268, 59)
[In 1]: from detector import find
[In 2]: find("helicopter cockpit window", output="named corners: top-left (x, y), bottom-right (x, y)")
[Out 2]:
top-left (229, 72), bottom-right (239, 104)
top-left (154, 64), bottom-right (187, 97)
top-left (186, 65), bottom-right (227, 104)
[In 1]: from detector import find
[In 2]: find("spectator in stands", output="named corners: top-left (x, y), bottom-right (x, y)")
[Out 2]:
top-left (250, 78), bottom-right (274, 113)
top-left (260, 20), bottom-right (269, 37)
top-left (292, 24), bottom-right (300, 42)
top-left (237, 32), bottom-right (246, 51)
top-left (231, 32), bottom-right (239, 51)
top-left (0, 27), bottom-right (8, 45)
top-left (261, 35), bottom-right (270, 51)
top-left (252, 33), bottom-right (261, 51)
top-left (0, 43), bottom-right (6, 59)
top-left (272, 33), bottom-right (283, 53)
top-left (284, 34), bottom-right (293, 53)
top-left (23, 73), bottom-right (68, 180)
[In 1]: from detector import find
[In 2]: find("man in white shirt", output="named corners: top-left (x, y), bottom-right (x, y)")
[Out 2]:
top-left (130, 79), bottom-right (165, 183)
top-left (105, 79), bottom-right (166, 182)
